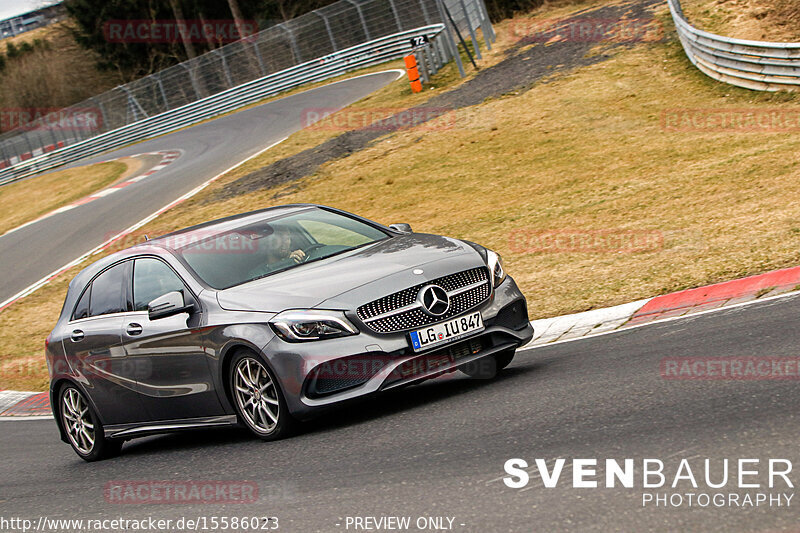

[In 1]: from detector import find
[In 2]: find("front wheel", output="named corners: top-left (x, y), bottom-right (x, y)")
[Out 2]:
top-left (459, 349), bottom-right (517, 379)
top-left (494, 349), bottom-right (516, 371)
top-left (230, 351), bottom-right (296, 441)
top-left (59, 384), bottom-right (121, 462)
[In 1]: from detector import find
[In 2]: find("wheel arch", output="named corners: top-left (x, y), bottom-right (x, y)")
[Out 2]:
top-left (219, 341), bottom-right (272, 409)
top-left (50, 378), bottom-right (85, 444)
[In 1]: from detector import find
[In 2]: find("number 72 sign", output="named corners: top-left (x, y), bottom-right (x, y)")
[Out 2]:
top-left (409, 34), bottom-right (430, 48)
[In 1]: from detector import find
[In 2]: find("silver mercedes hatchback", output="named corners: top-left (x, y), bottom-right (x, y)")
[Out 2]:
top-left (46, 204), bottom-right (532, 460)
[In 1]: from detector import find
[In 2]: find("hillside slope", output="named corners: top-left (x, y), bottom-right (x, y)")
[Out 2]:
top-left (0, 23), bottom-right (121, 132)
top-left (682, 0), bottom-right (800, 42)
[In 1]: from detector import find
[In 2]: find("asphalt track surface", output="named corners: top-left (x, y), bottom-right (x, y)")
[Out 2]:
top-left (0, 70), bottom-right (402, 306)
top-left (2, 294), bottom-right (800, 532)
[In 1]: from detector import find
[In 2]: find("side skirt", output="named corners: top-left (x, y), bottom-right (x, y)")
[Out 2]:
top-left (104, 414), bottom-right (238, 439)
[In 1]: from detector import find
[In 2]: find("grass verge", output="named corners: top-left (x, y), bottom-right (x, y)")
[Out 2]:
top-left (0, 159), bottom-right (132, 236)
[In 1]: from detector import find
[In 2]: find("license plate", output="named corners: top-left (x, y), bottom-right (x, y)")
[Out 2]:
top-left (408, 311), bottom-right (483, 352)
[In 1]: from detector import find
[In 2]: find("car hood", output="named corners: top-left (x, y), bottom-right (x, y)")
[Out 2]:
top-left (216, 233), bottom-right (486, 312)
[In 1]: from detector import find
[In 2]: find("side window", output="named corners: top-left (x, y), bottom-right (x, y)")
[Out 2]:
top-left (72, 285), bottom-right (91, 320)
top-left (88, 263), bottom-right (127, 317)
top-left (133, 258), bottom-right (188, 312)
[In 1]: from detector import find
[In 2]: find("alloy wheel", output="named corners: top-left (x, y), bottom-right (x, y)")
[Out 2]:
top-left (61, 387), bottom-right (95, 455)
top-left (233, 357), bottom-right (280, 434)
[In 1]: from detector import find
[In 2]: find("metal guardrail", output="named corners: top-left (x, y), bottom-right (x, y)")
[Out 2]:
top-left (0, 0), bottom-right (493, 175)
top-left (668, 0), bottom-right (800, 91)
top-left (0, 25), bottom-right (449, 185)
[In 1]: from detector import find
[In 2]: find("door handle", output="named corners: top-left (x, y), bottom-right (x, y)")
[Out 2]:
top-left (70, 330), bottom-right (84, 342)
top-left (126, 323), bottom-right (143, 336)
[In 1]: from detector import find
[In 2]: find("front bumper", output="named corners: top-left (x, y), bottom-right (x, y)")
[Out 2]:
top-left (262, 275), bottom-right (532, 420)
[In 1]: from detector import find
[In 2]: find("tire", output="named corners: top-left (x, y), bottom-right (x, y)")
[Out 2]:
top-left (58, 383), bottom-right (122, 462)
top-left (229, 350), bottom-right (296, 441)
top-left (459, 349), bottom-right (516, 379)
top-left (494, 349), bottom-right (516, 371)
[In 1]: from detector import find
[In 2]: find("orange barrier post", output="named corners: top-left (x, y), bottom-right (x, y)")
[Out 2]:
top-left (404, 54), bottom-right (422, 93)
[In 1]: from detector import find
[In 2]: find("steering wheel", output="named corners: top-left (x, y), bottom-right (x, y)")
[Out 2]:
top-left (300, 243), bottom-right (326, 262)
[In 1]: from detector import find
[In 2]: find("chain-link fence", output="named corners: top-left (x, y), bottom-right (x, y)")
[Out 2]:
top-left (0, 0), bottom-right (492, 167)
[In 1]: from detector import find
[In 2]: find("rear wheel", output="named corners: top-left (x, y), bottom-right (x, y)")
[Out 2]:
top-left (59, 384), bottom-right (121, 462)
top-left (230, 351), bottom-right (295, 441)
top-left (459, 349), bottom-right (516, 379)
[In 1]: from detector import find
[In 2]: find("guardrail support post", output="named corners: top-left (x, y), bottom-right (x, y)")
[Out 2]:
top-left (419, 0), bottom-right (432, 25)
top-left (277, 23), bottom-right (303, 64)
top-left (179, 63), bottom-right (203, 100)
top-left (346, 0), bottom-right (372, 41)
top-left (251, 41), bottom-right (267, 76)
top-left (121, 87), bottom-right (148, 122)
top-left (156, 77), bottom-right (170, 112)
top-left (45, 124), bottom-right (58, 151)
top-left (416, 48), bottom-right (429, 83)
top-left (389, 0), bottom-right (404, 32)
top-left (315, 11), bottom-right (339, 52)
top-left (476, 0), bottom-right (495, 44)
top-left (435, 0), bottom-right (465, 77)
top-left (88, 97), bottom-right (109, 135)
top-left (459, 0), bottom-right (482, 59)
top-left (22, 133), bottom-right (35, 159)
top-left (214, 50), bottom-right (235, 88)
top-left (433, 32), bottom-right (447, 66)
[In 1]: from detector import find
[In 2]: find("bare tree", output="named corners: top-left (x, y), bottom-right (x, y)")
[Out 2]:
top-left (227, 0), bottom-right (248, 38)
top-left (168, 0), bottom-right (198, 60)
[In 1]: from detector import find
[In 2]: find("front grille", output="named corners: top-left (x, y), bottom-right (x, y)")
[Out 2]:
top-left (357, 267), bottom-right (491, 334)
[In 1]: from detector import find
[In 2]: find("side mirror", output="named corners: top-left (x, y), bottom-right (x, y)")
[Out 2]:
top-left (148, 290), bottom-right (194, 321)
top-left (389, 223), bottom-right (413, 234)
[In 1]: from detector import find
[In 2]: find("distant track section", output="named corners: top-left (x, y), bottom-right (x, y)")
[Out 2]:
top-left (0, 70), bottom-right (403, 309)
top-left (669, 0), bottom-right (800, 91)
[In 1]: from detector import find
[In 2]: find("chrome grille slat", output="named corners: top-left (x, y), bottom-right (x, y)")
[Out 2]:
top-left (357, 267), bottom-right (491, 333)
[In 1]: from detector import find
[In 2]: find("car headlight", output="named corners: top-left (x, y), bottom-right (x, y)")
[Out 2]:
top-left (270, 310), bottom-right (358, 342)
top-left (486, 249), bottom-right (506, 288)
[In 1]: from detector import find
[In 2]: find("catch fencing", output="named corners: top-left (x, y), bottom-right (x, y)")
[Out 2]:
top-left (0, 0), bottom-right (493, 183)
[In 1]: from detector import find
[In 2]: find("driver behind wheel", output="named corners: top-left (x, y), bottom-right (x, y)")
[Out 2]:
top-left (265, 225), bottom-right (306, 265)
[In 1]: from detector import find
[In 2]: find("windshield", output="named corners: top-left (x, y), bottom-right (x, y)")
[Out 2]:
top-left (174, 208), bottom-right (389, 289)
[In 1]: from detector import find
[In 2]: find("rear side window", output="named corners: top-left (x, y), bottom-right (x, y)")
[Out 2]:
top-left (72, 286), bottom-right (91, 320)
top-left (88, 263), bottom-right (127, 317)
top-left (133, 258), bottom-right (188, 311)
